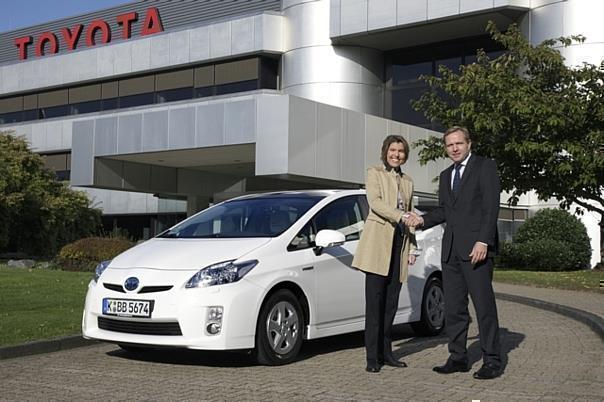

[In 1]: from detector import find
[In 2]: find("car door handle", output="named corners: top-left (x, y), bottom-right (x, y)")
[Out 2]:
top-left (302, 266), bottom-right (314, 271)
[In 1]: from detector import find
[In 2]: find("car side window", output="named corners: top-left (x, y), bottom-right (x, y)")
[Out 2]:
top-left (287, 221), bottom-right (315, 252)
top-left (315, 196), bottom-right (365, 241)
top-left (288, 195), bottom-right (366, 251)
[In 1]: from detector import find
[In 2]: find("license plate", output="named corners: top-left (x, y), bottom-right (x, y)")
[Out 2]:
top-left (102, 298), bottom-right (154, 318)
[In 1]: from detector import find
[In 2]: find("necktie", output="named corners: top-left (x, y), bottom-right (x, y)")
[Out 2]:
top-left (452, 163), bottom-right (462, 195)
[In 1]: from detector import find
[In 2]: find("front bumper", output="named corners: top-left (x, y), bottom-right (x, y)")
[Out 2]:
top-left (82, 276), bottom-right (264, 350)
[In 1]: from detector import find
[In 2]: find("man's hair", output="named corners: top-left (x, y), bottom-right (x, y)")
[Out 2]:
top-left (443, 126), bottom-right (471, 143)
top-left (380, 135), bottom-right (409, 165)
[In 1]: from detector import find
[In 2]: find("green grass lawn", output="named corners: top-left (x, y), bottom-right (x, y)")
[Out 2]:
top-left (0, 266), bottom-right (92, 347)
top-left (494, 268), bottom-right (604, 292)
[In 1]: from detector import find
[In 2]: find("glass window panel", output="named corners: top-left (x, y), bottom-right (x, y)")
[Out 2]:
top-left (215, 79), bottom-right (258, 95)
top-left (69, 84), bottom-right (101, 103)
top-left (195, 86), bottom-right (214, 98)
top-left (435, 56), bottom-right (462, 75)
top-left (194, 65), bottom-right (215, 88)
top-left (40, 104), bottom-right (70, 119)
top-left (101, 98), bottom-right (119, 110)
top-left (72, 100), bottom-right (102, 114)
top-left (313, 196), bottom-right (365, 242)
top-left (0, 96), bottom-right (23, 113)
top-left (23, 109), bottom-right (38, 121)
top-left (157, 87), bottom-right (193, 103)
top-left (23, 94), bottom-right (38, 110)
top-left (389, 86), bottom-right (431, 127)
top-left (42, 153), bottom-right (68, 171)
top-left (260, 57), bottom-right (279, 90)
top-left (56, 170), bottom-right (71, 181)
top-left (155, 69), bottom-right (194, 91)
top-left (119, 76), bottom-right (155, 97)
top-left (119, 93), bottom-right (155, 109)
top-left (0, 111), bottom-right (22, 124)
top-left (392, 62), bottom-right (432, 86)
top-left (102, 82), bottom-right (119, 99)
top-left (38, 90), bottom-right (68, 108)
top-left (215, 58), bottom-right (258, 85)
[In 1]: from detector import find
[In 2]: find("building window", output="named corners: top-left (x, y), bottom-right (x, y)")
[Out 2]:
top-left (386, 35), bottom-right (504, 129)
top-left (119, 92), bottom-right (155, 108)
top-left (0, 56), bottom-right (281, 124)
top-left (40, 152), bottom-right (71, 181)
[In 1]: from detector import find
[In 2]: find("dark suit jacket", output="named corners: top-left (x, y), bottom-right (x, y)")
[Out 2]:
top-left (422, 154), bottom-right (501, 262)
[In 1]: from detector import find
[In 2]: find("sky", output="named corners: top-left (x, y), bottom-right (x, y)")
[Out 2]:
top-left (2, 0), bottom-right (135, 33)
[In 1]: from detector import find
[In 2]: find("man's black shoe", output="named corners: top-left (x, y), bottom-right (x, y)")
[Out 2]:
top-left (365, 364), bottom-right (381, 373)
top-left (383, 358), bottom-right (407, 368)
top-left (473, 363), bottom-right (502, 379)
top-left (432, 359), bottom-right (469, 374)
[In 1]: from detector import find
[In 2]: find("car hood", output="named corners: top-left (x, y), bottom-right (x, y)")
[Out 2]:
top-left (109, 237), bottom-right (271, 270)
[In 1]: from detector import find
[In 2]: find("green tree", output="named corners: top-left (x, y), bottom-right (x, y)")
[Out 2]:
top-left (413, 22), bottom-right (604, 262)
top-left (0, 131), bottom-right (101, 256)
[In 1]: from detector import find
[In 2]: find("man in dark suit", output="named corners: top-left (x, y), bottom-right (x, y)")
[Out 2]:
top-left (406, 126), bottom-right (502, 379)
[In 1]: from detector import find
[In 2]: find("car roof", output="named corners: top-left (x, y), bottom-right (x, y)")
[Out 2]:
top-left (228, 189), bottom-right (364, 201)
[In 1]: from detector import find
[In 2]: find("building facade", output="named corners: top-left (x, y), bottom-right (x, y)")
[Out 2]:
top-left (0, 0), bottom-right (601, 265)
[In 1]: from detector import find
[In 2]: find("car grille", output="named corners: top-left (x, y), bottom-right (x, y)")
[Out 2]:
top-left (103, 284), bottom-right (173, 294)
top-left (98, 317), bottom-right (182, 336)
top-left (104, 283), bottom-right (125, 293)
top-left (139, 286), bottom-right (173, 294)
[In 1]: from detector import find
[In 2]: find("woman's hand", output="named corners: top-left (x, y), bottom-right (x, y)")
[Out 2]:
top-left (408, 254), bottom-right (416, 265)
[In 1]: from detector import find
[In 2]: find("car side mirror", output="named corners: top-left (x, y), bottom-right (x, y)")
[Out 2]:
top-left (313, 229), bottom-right (345, 256)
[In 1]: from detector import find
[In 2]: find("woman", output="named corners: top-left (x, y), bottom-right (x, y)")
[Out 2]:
top-left (352, 135), bottom-right (417, 373)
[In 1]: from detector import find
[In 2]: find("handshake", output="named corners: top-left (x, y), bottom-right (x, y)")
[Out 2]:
top-left (402, 211), bottom-right (424, 228)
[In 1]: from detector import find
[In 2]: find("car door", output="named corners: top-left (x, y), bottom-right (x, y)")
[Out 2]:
top-left (309, 195), bottom-right (368, 329)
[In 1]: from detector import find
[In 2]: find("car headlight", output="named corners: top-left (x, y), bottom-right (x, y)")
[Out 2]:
top-left (93, 260), bottom-right (111, 283)
top-left (185, 260), bottom-right (258, 288)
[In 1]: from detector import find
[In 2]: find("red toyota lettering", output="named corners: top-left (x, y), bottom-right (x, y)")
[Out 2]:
top-left (60, 25), bottom-right (83, 50)
top-left (116, 12), bottom-right (138, 39)
top-left (14, 36), bottom-right (32, 60)
top-left (141, 7), bottom-right (163, 36)
top-left (35, 32), bottom-right (59, 57)
top-left (14, 7), bottom-right (164, 59)
top-left (86, 20), bottom-right (111, 47)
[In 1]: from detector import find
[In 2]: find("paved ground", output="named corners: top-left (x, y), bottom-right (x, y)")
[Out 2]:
top-left (493, 282), bottom-right (604, 320)
top-left (1, 289), bottom-right (603, 401)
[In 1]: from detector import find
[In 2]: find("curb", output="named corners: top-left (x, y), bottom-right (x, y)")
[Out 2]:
top-left (0, 335), bottom-right (97, 360)
top-left (1, 293), bottom-right (602, 360)
top-left (495, 292), bottom-right (604, 341)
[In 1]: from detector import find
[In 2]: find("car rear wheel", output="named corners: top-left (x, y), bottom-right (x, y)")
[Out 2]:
top-left (411, 276), bottom-right (445, 336)
top-left (254, 289), bottom-right (303, 365)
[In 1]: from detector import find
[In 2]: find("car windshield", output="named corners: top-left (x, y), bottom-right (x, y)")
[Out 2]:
top-left (158, 195), bottom-right (324, 238)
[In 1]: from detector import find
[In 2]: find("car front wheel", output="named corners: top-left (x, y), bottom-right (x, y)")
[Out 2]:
top-left (254, 289), bottom-right (303, 365)
top-left (411, 276), bottom-right (445, 336)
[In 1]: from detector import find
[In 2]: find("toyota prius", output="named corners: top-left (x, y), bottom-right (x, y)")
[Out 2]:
top-left (82, 190), bottom-right (444, 365)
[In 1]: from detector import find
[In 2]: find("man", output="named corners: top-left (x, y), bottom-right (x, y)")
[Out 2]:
top-left (406, 126), bottom-right (502, 380)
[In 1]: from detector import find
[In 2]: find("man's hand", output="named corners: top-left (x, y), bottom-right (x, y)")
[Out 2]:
top-left (469, 242), bottom-right (488, 265)
top-left (403, 212), bottom-right (424, 228)
top-left (408, 254), bottom-right (416, 266)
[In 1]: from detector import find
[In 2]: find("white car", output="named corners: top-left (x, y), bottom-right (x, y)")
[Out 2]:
top-left (82, 190), bottom-right (444, 365)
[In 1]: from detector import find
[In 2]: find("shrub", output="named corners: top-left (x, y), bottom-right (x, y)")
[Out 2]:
top-left (0, 132), bottom-right (101, 256)
top-left (57, 237), bottom-right (135, 271)
top-left (500, 208), bottom-right (591, 271)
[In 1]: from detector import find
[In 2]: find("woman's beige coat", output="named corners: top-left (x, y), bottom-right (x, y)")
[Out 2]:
top-left (352, 165), bottom-right (417, 283)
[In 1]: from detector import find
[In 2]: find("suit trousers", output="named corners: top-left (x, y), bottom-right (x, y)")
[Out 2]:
top-left (364, 231), bottom-right (403, 365)
top-left (442, 247), bottom-right (501, 366)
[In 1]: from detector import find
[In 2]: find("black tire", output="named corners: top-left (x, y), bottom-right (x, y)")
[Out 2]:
top-left (411, 276), bottom-right (445, 336)
top-left (253, 289), bottom-right (303, 365)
